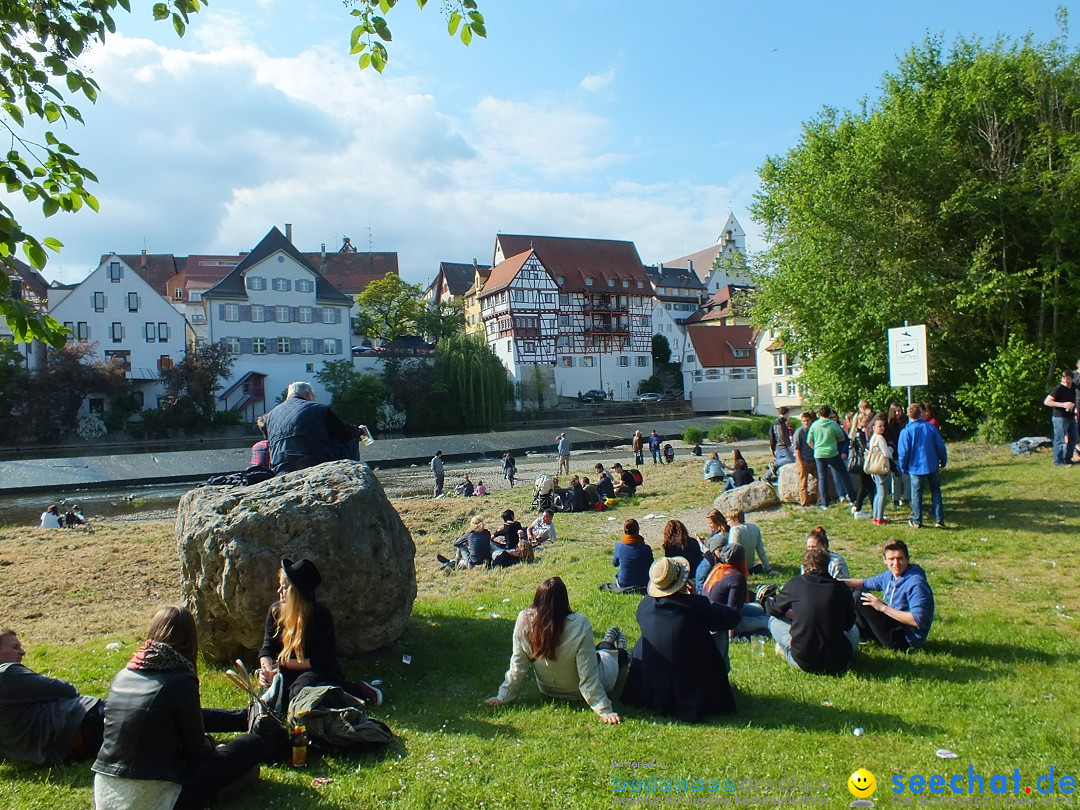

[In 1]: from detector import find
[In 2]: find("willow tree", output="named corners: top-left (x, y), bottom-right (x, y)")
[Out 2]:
top-left (751, 25), bottom-right (1080, 428)
top-left (436, 333), bottom-right (512, 430)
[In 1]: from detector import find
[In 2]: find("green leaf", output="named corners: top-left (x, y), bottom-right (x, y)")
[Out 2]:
top-left (373, 16), bottom-right (392, 42)
top-left (378, 0), bottom-right (391, 13)
top-left (23, 241), bottom-right (47, 270)
top-left (470, 21), bottom-right (486, 38)
top-left (43, 237), bottom-right (63, 251)
top-left (43, 103), bottom-right (61, 123)
top-left (153, 3), bottom-right (169, 20)
top-left (84, 194), bottom-right (100, 213)
top-left (417, 0), bottom-right (428, 7)
top-left (350, 40), bottom-right (367, 56)
top-left (447, 11), bottom-right (461, 36)
top-left (371, 43), bottom-right (387, 73)
top-left (350, 24), bottom-right (365, 49)
top-left (358, 52), bottom-right (372, 70)
top-left (460, 24), bottom-right (472, 46)
top-left (42, 198), bottom-right (59, 217)
top-left (3, 103), bottom-right (23, 127)
top-left (173, 13), bottom-right (186, 37)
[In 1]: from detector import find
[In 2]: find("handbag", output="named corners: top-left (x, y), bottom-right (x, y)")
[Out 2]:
top-left (863, 444), bottom-right (890, 476)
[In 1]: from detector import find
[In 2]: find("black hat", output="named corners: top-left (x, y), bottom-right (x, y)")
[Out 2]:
top-left (281, 558), bottom-right (321, 602)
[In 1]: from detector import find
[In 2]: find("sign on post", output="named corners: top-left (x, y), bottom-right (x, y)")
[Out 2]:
top-left (888, 324), bottom-right (928, 388)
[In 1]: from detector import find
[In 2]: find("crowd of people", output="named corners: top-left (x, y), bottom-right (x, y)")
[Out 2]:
top-left (0, 558), bottom-right (385, 807)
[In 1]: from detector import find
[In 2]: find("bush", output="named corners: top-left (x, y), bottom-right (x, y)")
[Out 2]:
top-left (707, 421), bottom-right (754, 442)
top-left (748, 416), bottom-right (775, 439)
top-left (682, 426), bottom-right (705, 445)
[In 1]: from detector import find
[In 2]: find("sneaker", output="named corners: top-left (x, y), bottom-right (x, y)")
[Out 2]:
top-left (436, 553), bottom-right (451, 565)
top-left (354, 680), bottom-right (384, 707)
top-left (602, 626), bottom-right (621, 647)
top-left (934, 522), bottom-right (946, 529)
top-left (908, 519), bottom-right (921, 529)
top-left (818, 504), bottom-right (828, 511)
top-left (775, 642), bottom-right (785, 659)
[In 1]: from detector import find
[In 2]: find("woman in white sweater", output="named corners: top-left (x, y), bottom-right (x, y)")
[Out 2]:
top-left (485, 577), bottom-right (626, 723)
top-left (868, 415), bottom-right (894, 525)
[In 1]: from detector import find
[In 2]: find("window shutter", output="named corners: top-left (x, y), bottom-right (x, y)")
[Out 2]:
top-left (239, 338), bottom-right (253, 353)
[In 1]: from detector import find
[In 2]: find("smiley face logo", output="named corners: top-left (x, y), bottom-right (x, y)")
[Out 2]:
top-left (848, 768), bottom-right (877, 799)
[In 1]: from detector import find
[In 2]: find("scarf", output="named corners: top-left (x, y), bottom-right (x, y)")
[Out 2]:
top-left (621, 533), bottom-right (644, 545)
top-left (127, 639), bottom-right (196, 675)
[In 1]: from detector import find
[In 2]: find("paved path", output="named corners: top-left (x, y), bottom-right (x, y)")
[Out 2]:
top-left (0, 415), bottom-right (750, 494)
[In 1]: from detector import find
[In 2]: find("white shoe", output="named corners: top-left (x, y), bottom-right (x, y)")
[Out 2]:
top-left (851, 506), bottom-right (858, 518)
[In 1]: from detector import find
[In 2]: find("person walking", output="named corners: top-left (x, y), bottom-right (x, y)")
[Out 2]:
top-left (556, 433), bottom-right (572, 476)
top-left (430, 450), bottom-right (445, 498)
top-left (648, 430), bottom-right (662, 465)
top-left (501, 451), bottom-right (517, 488)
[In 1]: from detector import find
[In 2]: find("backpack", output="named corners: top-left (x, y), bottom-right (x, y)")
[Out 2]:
top-left (288, 685), bottom-right (393, 750)
top-left (630, 469), bottom-right (644, 486)
top-left (847, 433), bottom-right (866, 472)
top-left (593, 500), bottom-right (607, 512)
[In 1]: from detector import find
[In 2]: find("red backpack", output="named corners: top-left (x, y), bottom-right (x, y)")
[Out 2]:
top-left (630, 469), bottom-right (644, 486)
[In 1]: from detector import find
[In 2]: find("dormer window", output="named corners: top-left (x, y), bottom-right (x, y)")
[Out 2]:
top-left (607, 278), bottom-right (615, 287)
top-left (585, 277), bottom-right (594, 287)
top-left (622, 280), bottom-right (629, 288)
top-left (556, 275), bottom-right (565, 286)
top-left (637, 281), bottom-right (644, 289)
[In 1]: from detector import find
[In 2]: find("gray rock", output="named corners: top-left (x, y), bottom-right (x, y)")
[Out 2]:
top-left (712, 480), bottom-right (780, 514)
top-left (778, 462), bottom-right (837, 504)
top-left (177, 460), bottom-right (416, 664)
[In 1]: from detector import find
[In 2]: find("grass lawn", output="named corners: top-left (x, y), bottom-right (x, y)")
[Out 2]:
top-left (1, 443), bottom-right (1078, 808)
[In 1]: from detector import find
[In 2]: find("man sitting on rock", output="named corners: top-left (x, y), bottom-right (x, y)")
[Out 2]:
top-left (0, 630), bottom-right (249, 766)
top-left (266, 381), bottom-right (370, 475)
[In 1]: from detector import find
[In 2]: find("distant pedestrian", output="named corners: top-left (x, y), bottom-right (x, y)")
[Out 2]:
top-left (1044, 369), bottom-right (1077, 467)
top-left (430, 450), bottom-right (445, 498)
top-left (556, 433), bottom-right (571, 476)
top-left (898, 403), bottom-right (947, 529)
top-left (648, 430), bottom-right (661, 465)
top-left (632, 430), bottom-right (644, 466)
top-left (502, 452), bottom-right (517, 487)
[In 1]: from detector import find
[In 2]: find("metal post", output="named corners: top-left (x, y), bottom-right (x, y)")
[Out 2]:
top-left (904, 320), bottom-right (912, 408)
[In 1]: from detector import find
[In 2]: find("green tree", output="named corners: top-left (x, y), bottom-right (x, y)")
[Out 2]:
top-left (0, 0), bottom-right (484, 347)
top-left (435, 333), bottom-right (513, 430)
top-left (18, 342), bottom-right (133, 439)
top-left (955, 334), bottom-right (1054, 442)
top-left (0, 338), bottom-right (30, 441)
top-left (420, 298), bottom-right (466, 343)
top-left (751, 29), bottom-right (1080, 423)
top-left (315, 359), bottom-right (384, 427)
top-left (158, 342), bottom-right (234, 427)
top-left (354, 275), bottom-right (426, 341)
top-left (652, 334), bottom-right (671, 364)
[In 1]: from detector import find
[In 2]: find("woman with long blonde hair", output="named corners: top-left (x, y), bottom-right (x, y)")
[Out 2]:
top-left (258, 558), bottom-right (382, 710)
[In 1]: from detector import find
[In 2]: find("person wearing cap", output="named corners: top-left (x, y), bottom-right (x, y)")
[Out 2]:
top-left (258, 558), bottom-right (382, 711)
top-left (766, 547), bottom-right (858, 675)
top-left (599, 519), bottom-right (654, 594)
top-left (620, 557), bottom-right (739, 722)
top-left (486, 576), bottom-right (627, 724)
top-left (265, 381), bottom-right (371, 475)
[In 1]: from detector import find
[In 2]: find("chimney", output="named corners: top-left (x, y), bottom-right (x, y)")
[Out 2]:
top-left (320, 243), bottom-right (327, 274)
top-left (688, 259), bottom-right (695, 275)
top-left (285, 223), bottom-right (293, 243)
top-left (140, 248), bottom-right (147, 268)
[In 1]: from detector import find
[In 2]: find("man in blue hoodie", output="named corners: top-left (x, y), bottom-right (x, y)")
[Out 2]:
top-left (897, 402), bottom-right (948, 529)
top-left (842, 540), bottom-right (934, 651)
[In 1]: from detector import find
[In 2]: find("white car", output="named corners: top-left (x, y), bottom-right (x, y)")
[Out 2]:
top-left (634, 392), bottom-right (662, 403)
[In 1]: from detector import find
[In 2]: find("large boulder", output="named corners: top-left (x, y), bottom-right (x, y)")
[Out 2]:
top-left (778, 462), bottom-right (835, 503)
top-left (177, 460), bottom-right (415, 664)
top-left (712, 480), bottom-right (780, 514)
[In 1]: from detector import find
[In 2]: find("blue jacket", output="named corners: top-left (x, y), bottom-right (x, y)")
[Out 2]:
top-left (266, 396), bottom-right (360, 474)
top-left (863, 563), bottom-right (934, 647)
top-left (897, 419), bottom-right (947, 476)
top-left (702, 459), bottom-right (724, 481)
top-left (613, 541), bottom-right (654, 589)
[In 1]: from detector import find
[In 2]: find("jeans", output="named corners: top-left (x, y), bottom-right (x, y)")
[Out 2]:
top-left (872, 474), bottom-right (889, 521)
top-left (651, 447), bottom-right (660, 464)
top-left (735, 602), bottom-right (770, 636)
top-left (769, 616), bottom-right (859, 670)
top-left (433, 473), bottom-right (444, 497)
top-left (1051, 416), bottom-right (1077, 465)
top-left (908, 469), bottom-right (944, 526)
top-left (814, 455), bottom-right (852, 504)
top-left (890, 469), bottom-right (909, 504)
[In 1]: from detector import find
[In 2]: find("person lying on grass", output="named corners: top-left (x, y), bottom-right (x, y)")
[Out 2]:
top-left (486, 576), bottom-right (626, 724)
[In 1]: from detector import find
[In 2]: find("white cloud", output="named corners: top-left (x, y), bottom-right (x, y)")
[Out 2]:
top-left (579, 67), bottom-right (616, 92)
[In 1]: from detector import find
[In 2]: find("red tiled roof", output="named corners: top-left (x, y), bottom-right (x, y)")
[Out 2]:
top-left (477, 250), bottom-right (534, 298)
top-left (495, 234), bottom-right (649, 293)
top-left (3, 256), bottom-right (50, 302)
top-left (305, 252), bottom-right (397, 297)
top-left (687, 324), bottom-right (756, 368)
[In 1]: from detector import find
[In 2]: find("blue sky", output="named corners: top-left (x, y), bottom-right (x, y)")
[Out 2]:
top-left (20, 0), bottom-right (1076, 286)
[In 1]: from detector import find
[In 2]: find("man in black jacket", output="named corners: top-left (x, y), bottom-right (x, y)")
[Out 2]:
top-left (266, 381), bottom-right (369, 474)
top-left (766, 547), bottom-right (858, 675)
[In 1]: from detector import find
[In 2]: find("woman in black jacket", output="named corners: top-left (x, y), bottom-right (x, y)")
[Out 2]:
top-left (92, 606), bottom-right (271, 810)
top-left (258, 558), bottom-right (382, 710)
